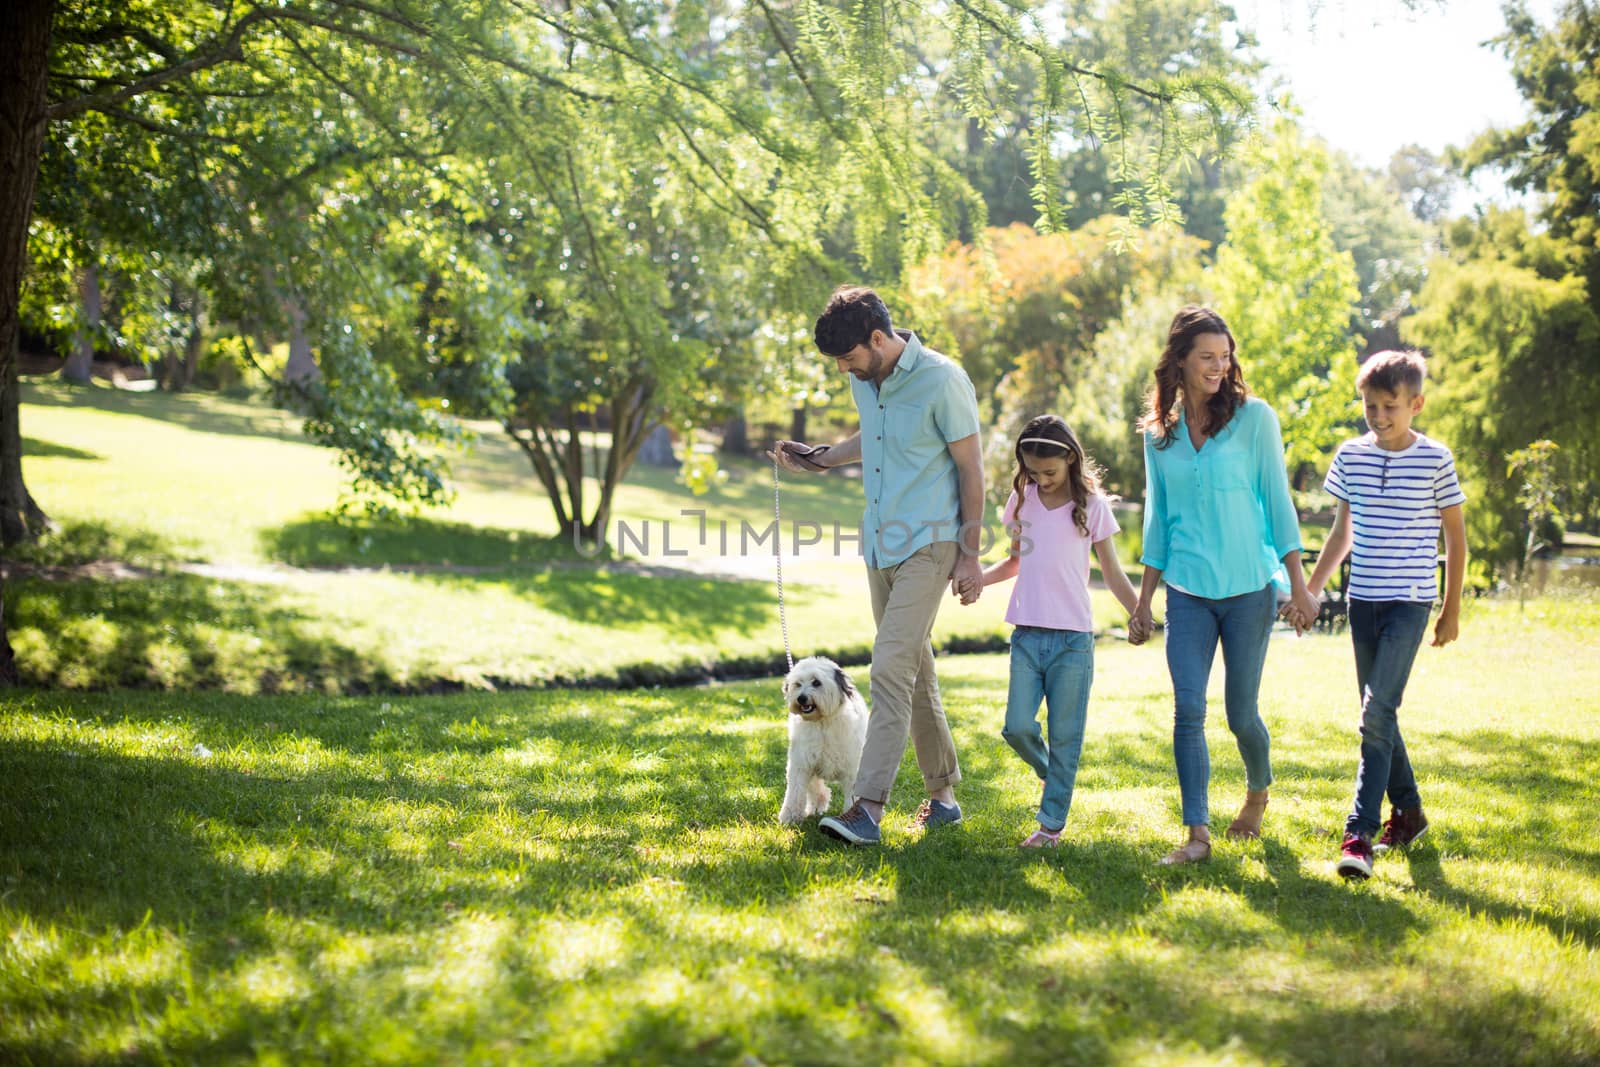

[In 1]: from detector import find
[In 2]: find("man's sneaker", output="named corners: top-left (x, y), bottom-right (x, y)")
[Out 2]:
top-left (1337, 833), bottom-right (1375, 880)
top-left (911, 798), bottom-right (963, 831)
top-left (819, 802), bottom-right (881, 846)
top-left (1374, 806), bottom-right (1429, 854)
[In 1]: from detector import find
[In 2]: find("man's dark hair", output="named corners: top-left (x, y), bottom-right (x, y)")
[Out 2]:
top-left (814, 285), bottom-right (893, 357)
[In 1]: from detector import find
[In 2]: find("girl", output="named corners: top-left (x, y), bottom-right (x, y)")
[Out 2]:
top-left (981, 415), bottom-right (1143, 848)
top-left (1132, 306), bottom-right (1320, 866)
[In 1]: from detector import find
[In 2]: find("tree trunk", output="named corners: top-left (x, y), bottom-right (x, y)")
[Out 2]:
top-left (0, 0), bottom-right (58, 686)
top-left (178, 300), bottom-right (202, 390)
top-left (0, 584), bottom-right (16, 686)
top-left (61, 260), bottom-right (99, 383)
top-left (284, 293), bottom-right (320, 385)
top-left (159, 283), bottom-right (202, 391)
top-left (1, 0), bottom-right (55, 545)
top-left (719, 411), bottom-right (749, 456)
top-left (790, 405), bottom-right (807, 443)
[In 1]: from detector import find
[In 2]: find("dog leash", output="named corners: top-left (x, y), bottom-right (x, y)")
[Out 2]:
top-left (772, 454), bottom-right (794, 673)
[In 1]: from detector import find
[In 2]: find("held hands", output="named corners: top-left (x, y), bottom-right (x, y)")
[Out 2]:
top-left (1277, 588), bottom-right (1323, 635)
top-left (950, 555), bottom-right (983, 606)
top-left (1127, 603), bottom-right (1152, 646)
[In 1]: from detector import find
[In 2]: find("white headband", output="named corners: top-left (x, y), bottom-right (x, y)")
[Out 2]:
top-left (1019, 437), bottom-right (1073, 450)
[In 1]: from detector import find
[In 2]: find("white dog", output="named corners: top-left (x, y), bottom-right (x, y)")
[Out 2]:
top-left (777, 656), bottom-right (869, 825)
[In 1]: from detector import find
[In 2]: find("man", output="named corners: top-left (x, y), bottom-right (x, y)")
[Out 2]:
top-left (770, 285), bottom-right (985, 845)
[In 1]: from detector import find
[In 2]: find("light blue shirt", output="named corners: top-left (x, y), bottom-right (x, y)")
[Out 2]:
top-left (1141, 396), bottom-right (1302, 599)
top-left (851, 331), bottom-right (981, 567)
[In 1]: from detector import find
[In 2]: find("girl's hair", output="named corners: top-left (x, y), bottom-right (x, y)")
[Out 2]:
top-left (1013, 414), bottom-right (1102, 537)
top-left (1138, 305), bottom-right (1251, 449)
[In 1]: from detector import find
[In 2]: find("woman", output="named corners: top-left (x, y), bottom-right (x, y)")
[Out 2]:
top-left (1132, 306), bottom-right (1320, 866)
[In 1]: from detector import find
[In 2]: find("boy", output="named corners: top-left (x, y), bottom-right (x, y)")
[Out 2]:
top-left (1304, 349), bottom-right (1467, 880)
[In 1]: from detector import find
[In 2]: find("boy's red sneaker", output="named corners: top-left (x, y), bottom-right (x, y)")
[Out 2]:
top-left (1374, 807), bottom-right (1429, 854)
top-left (1337, 834), bottom-right (1375, 880)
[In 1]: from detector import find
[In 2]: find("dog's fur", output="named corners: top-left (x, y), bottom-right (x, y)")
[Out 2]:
top-left (777, 656), bottom-right (869, 824)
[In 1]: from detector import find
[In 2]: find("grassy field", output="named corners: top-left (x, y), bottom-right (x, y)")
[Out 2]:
top-left (15, 381), bottom-right (1054, 691)
top-left (6, 380), bottom-right (1600, 1064)
top-left (3, 592), bottom-right (1599, 1065)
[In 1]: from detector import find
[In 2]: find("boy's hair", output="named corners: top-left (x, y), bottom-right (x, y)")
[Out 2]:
top-left (814, 286), bottom-right (893, 357)
top-left (1012, 414), bottom-right (1103, 538)
top-left (1357, 349), bottom-right (1427, 396)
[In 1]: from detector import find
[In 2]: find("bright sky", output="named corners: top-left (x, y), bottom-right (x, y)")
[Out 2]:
top-left (1235, 0), bottom-right (1560, 206)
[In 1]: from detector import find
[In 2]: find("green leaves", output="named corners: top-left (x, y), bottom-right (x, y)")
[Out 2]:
top-left (1210, 120), bottom-right (1361, 474)
top-left (26, 0), bottom-right (1268, 538)
top-left (1405, 246), bottom-right (1600, 573)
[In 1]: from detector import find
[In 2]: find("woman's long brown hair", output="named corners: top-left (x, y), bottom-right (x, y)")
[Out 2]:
top-left (1138, 305), bottom-right (1251, 449)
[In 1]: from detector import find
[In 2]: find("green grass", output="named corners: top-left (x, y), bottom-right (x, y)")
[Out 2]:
top-left (4, 596), bottom-right (1599, 1065)
top-left (16, 381), bottom-right (1146, 691)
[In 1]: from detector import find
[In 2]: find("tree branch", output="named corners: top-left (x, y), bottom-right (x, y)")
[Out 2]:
top-left (54, 21), bottom-right (182, 61)
top-left (44, 8), bottom-right (278, 121)
top-left (666, 118), bottom-right (773, 230)
top-left (946, 0), bottom-right (1172, 106)
top-left (100, 105), bottom-right (248, 144)
top-left (504, 0), bottom-right (798, 161)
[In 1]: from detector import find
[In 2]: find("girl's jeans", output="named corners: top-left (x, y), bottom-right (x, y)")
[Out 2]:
top-left (1164, 584), bottom-right (1276, 827)
top-left (1003, 626), bottom-right (1094, 833)
top-left (1346, 598), bottom-right (1431, 838)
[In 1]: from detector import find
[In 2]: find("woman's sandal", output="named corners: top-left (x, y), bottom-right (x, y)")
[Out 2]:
top-left (1159, 832), bottom-right (1212, 866)
top-left (1225, 790), bottom-right (1270, 840)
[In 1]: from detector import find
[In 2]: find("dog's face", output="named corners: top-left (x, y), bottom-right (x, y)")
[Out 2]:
top-left (782, 656), bottom-right (856, 721)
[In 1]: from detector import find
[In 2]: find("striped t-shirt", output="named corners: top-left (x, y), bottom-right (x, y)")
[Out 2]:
top-left (1323, 433), bottom-right (1466, 602)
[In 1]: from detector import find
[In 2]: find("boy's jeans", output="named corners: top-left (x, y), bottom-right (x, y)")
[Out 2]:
top-left (1165, 584), bottom-right (1276, 827)
top-left (1347, 598), bottom-right (1431, 838)
top-left (1002, 626), bottom-right (1095, 833)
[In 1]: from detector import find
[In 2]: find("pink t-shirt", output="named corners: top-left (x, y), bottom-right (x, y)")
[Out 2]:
top-left (1001, 485), bottom-right (1119, 632)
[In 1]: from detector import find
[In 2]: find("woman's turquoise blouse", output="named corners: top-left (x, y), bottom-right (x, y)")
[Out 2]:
top-left (1140, 397), bottom-right (1302, 599)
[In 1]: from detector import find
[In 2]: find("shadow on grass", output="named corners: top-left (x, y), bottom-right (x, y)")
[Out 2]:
top-left (2, 556), bottom-right (841, 691)
top-left (261, 512), bottom-right (595, 569)
top-left (4, 686), bottom-right (1598, 1065)
top-left (5, 574), bottom-right (392, 692)
top-left (2, 518), bottom-right (190, 569)
top-left (1399, 728), bottom-right (1600, 949)
top-left (262, 512), bottom-right (787, 671)
top-left (1018, 943), bottom-right (1590, 1067)
top-left (22, 380), bottom-right (307, 444)
top-left (416, 565), bottom-right (775, 629)
top-left (0, 689), bottom-right (1474, 932)
top-left (0, 692), bottom-right (810, 935)
top-left (21, 435), bottom-right (102, 461)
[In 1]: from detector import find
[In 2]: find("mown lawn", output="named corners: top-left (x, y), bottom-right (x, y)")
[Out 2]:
top-left (13, 381), bottom-right (1125, 690)
top-left (3, 593), bottom-right (1598, 1065)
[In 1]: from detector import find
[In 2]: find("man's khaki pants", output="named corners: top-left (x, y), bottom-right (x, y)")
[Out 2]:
top-left (851, 541), bottom-right (962, 804)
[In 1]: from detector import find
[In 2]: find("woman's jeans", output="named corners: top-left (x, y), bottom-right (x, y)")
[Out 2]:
top-left (1003, 626), bottom-right (1094, 833)
top-left (1346, 599), bottom-right (1431, 838)
top-left (1164, 584), bottom-right (1276, 827)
